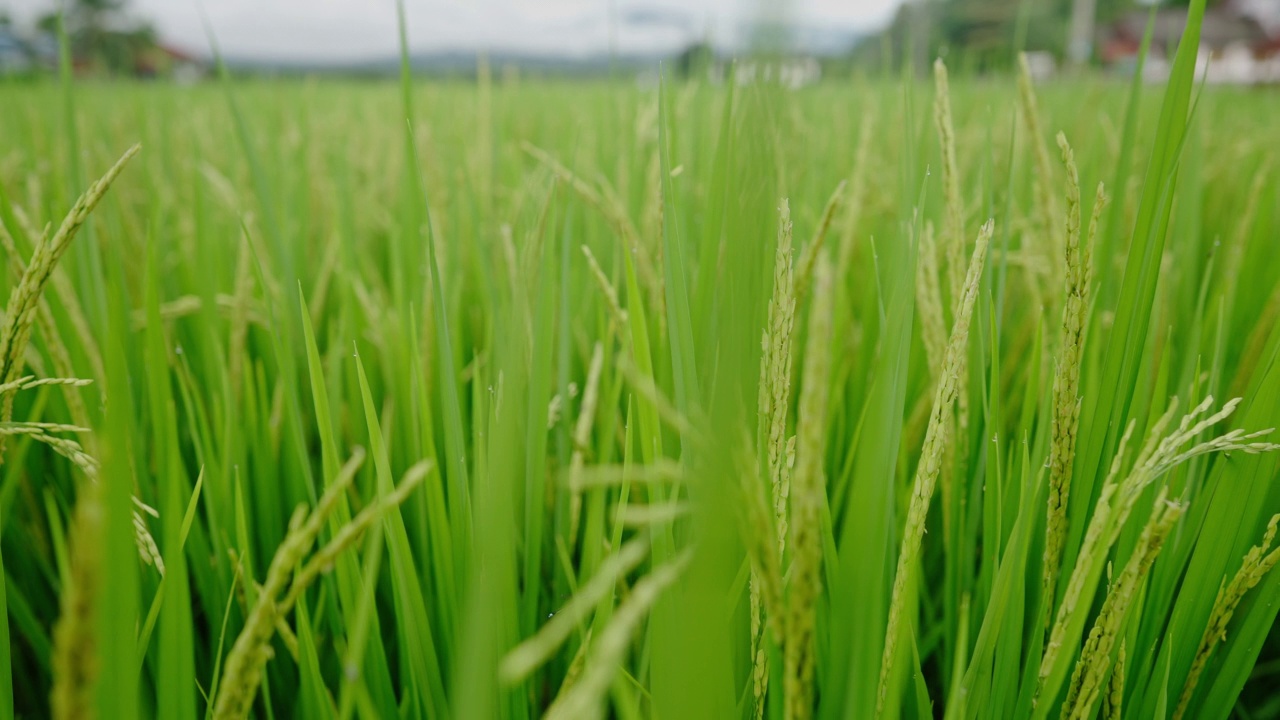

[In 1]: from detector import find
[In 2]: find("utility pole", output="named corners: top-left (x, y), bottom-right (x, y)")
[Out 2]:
top-left (1067, 0), bottom-right (1098, 68)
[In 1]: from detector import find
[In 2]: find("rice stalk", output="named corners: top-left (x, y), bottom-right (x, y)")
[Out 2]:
top-left (1043, 133), bottom-right (1107, 626)
top-left (933, 59), bottom-right (974, 519)
top-left (835, 114), bottom-right (874, 287)
top-left (543, 551), bottom-right (692, 720)
top-left (617, 502), bottom-right (690, 527)
top-left (128, 294), bottom-right (268, 330)
top-left (743, 472), bottom-right (784, 626)
top-left (277, 459), bottom-right (431, 615)
top-left (500, 535), bottom-right (650, 684)
top-left (564, 459), bottom-right (683, 490)
top-left (737, 434), bottom-right (784, 720)
top-left (1060, 491), bottom-right (1184, 720)
top-left (500, 223), bottom-right (520, 306)
top-left (617, 355), bottom-right (696, 440)
top-left (550, 627), bottom-right (592, 702)
top-left (0, 375), bottom-right (90, 395)
top-left (1220, 160), bottom-right (1270, 299)
top-left (567, 342), bottom-right (606, 544)
top-left (0, 205), bottom-right (166, 574)
top-left (581, 245), bottom-right (628, 333)
top-left (0, 221), bottom-right (90, 430)
top-left (641, 130), bottom-right (664, 282)
top-left (933, 58), bottom-right (965, 314)
top-left (878, 219), bottom-right (993, 716)
top-left (761, 198), bottom-right (797, 557)
top-left (1084, 182), bottom-right (1107, 281)
top-left (1017, 53), bottom-right (1060, 279)
top-left (785, 253), bottom-right (835, 720)
top-left (5, 185), bottom-right (106, 395)
top-left (0, 144), bottom-right (139, 454)
top-left (794, 181), bottom-right (846, 304)
top-left (1102, 640), bottom-right (1125, 720)
top-left (1039, 420), bottom-right (1135, 689)
top-left (133, 512), bottom-right (165, 575)
top-left (523, 142), bottom-right (661, 306)
top-left (227, 231), bottom-right (255, 398)
top-left (0, 375), bottom-right (164, 572)
top-left (1174, 513), bottom-right (1280, 720)
top-left (50, 463), bottom-right (104, 720)
top-left (915, 219), bottom-right (953, 540)
top-left (1232, 280), bottom-right (1280, 402)
top-left (212, 507), bottom-right (309, 720)
top-left (0, 420), bottom-right (89, 434)
top-left (213, 449), bottom-right (422, 720)
top-left (916, 220), bottom-right (947, 378)
top-left (1039, 398), bottom-right (1279, 707)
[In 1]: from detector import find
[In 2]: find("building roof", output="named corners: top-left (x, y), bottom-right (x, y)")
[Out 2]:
top-left (160, 44), bottom-right (205, 65)
top-left (1110, 3), bottom-right (1273, 51)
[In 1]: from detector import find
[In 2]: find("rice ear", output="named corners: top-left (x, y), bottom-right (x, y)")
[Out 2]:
top-left (878, 220), bottom-right (993, 715)
top-left (761, 198), bottom-right (798, 557)
top-left (543, 552), bottom-right (692, 720)
top-left (566, 343), bottom-right (607, 545)
top-left (1102, 640), bottom-right (1126, 720)
top-left (499, 536), bottom-right (650, 686)
top-left (581, 246), bottom-right (628, 333)
top-left (784, 252), bottom-right (836, 720)
top-left (0, 144), bottom-right (139, 449)
top-left (793, 181), bottom-right (846, 304)
top-left (212, 450), bottom-right (419, 720)
top-left (1061, 492), bottom-right (1183, 720)
top-left (1174, 514), bottom-right (1280, 720)
top-left (1042, 133), bottom-right (1100, 627)
top-left (1038, 398), bottom-right (1279, 711)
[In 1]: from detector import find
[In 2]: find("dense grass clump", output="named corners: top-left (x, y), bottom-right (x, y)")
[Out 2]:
top-left (2, 3), bottom-right (1280, 718)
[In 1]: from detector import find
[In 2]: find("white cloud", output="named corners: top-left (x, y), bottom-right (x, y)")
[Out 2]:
top-left (6, 0), bottom-right (904, 61)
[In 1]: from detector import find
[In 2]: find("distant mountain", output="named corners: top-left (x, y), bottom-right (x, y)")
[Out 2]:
top-left (221, 49), bottom-right (667, 76)
top-left (219, 26), bottom-right (864, 77)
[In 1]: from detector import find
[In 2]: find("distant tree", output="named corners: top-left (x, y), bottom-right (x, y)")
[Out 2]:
top-left (849, 0), bottom-right (1149, 73)
top-left (37, 0), bottom-right (157, 75)
top-left (675, 41), bottom-right (714, 79)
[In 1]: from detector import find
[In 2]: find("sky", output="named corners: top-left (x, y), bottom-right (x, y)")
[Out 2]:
top-left (5, 0), bottom-right (906, 62)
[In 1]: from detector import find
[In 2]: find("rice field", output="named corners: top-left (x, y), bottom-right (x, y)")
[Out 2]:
top-left (2, 4), bottom-right (1280, 719)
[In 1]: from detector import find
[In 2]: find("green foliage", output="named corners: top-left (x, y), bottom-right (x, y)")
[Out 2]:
top-left (1, 2), bottom-right (1280, 717)
top-left (849, 0), bottom-right (1145, 72)
top-left (36, 0), bottom-right (158, 76)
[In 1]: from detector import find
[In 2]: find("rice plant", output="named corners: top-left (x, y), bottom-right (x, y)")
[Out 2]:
top-left (1, 0), bottom-right (1280, 717)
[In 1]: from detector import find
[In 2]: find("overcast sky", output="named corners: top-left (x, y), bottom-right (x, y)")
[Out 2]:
top-left (5, 0), bottom-right (906, 61)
